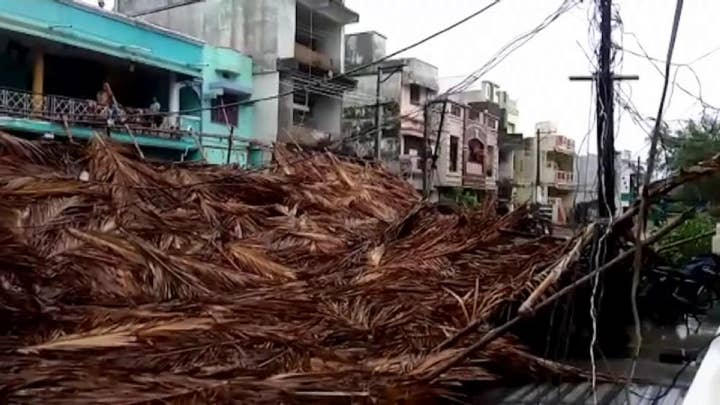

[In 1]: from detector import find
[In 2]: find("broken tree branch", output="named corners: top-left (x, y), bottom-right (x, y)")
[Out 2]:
top-left (519, 224), bottom-right (597, 315)
top-left (421, 210), bottom-right (693, 383)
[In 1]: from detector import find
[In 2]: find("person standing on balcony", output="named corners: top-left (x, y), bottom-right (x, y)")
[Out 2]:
top-left (149, 97), bottom-right (162, 128)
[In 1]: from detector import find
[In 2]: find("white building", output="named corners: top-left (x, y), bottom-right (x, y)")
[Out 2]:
top-left (575, 150), bottom-right (640, 213)
top-left (515, 122), bottom-right (576, 224)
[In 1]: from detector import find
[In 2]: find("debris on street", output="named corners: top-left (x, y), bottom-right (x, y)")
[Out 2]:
top-left (0, 134), bottom-right (590, 403)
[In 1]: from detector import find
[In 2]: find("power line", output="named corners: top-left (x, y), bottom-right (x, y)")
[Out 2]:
top-left (622, 33), bottom-right (720, 112)
top-left (629, 0), bottom-right (685, 391)
top-left (131, 0), bottom-right (503, 118)
top-left (446, 0), bottom-right (580, 95)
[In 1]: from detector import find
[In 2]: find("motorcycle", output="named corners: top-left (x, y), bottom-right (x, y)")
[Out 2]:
top-left (639, 254), bottom-right (720, 329)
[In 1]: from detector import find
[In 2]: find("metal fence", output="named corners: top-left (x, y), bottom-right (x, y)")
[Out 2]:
top-left (0, 88), bottom-right (98, 122)
top-left (0, 88), bottom-right (198, 140)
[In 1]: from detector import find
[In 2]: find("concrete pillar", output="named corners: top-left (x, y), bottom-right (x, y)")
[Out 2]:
top-left (168, 73), bottom-right (181, 127)
top-left (32, 49), bottom-right (44, 113)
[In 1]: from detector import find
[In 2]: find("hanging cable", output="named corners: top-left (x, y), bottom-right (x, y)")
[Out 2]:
top-left (629, 0), bottom-right (685, 391)
top-left (128, 0), bottom-right (503, 119)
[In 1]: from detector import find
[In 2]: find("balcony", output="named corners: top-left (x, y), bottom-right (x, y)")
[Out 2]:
top-left (540, 167), bottom-right (574, 189)
top-left (294, 43), bottom-right (337, 73)
top-left (0, 87), bottom-right (187, 139)
top-left (555, 170), bottom-right (574, 185)
top-left (551, 135), bottom-right (575, 154)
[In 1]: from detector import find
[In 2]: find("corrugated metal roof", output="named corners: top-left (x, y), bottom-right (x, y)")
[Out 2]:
top-left (473, 382), bottom-right (688, 405)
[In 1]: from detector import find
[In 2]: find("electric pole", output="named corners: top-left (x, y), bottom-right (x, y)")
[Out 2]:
top-left (535, 128), bottom-right (541, 204)
top-left (422, 104), bottom-right (430, 196)
top-left (374, 67), bottom-right (383, 160)
top-left (597, 0), bottom-right (615, 217)
top-left (635, 155), bottom-right (641, 197)
top-left (570, 0), bottom-right (638, 218)
top-left (374, 64), bottom-right (405, 160)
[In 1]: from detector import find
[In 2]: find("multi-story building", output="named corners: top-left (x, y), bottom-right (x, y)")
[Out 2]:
top-left (575, 153), bottom-right (599, 204)
top-left (515, 122), bottom-right (576, 224)
top-left (344, 31), bottom-right (483, 199)
top-left (0, 0), bottom-right (255, 164)
top-left (458, 103), bottom-right (499, 195)
top-left (117, 0), bottom-right (359, 158)
top-left (576, 150), bottom-right (640, 216)
top-left (454, 82), bottom-right (521, 205)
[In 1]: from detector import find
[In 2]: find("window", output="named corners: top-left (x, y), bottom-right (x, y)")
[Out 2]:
top-left (469, 110), bottom-right (480, 121)
top-left (468, 139), bottom-right (485, 166)
top-left (484, 116), bottom-right (498, 130)
top-left (211, 94), bottom-right (240, 126)
top-left (403, 135), bottom-right (425, 156)
top-left (449, 136), bottom-right (459, 172)
top-left (450, 105), bottom-right (462, 117)
top-left (410, 84), bottom-right (421, 105)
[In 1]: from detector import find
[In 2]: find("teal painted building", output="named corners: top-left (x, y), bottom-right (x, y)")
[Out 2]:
top-left (0, 0), bottom-right (255, 165)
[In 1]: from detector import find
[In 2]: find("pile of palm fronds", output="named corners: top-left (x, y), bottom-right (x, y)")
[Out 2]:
top-left (0, 133), bottom-right (586, 403)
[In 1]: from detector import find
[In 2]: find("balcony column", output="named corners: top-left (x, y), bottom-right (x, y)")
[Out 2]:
top-left (167, 72), bottom-right (183, 128)
top-left (31, 48), bottom-right (44, 113)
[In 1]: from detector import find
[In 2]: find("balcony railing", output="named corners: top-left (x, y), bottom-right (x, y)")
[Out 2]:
top-left (0, 87), bottom-right (187, 139)
top-left (0, 89), bottom-right (96, 121)
top-left (553, 136), bottom-right (575, 153)
top-left (555, 170), bottom-right (574, 185)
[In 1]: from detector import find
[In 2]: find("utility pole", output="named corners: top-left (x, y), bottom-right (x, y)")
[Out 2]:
top-left (422, 104), bottom-right (430, 196)
top-left (374, 64), bottom-right (405, 161)
top-left (535, 128), bottom-right (542, 204)
top-left (374, 67), bottom-right (383, 160)
top-left (570, 0), bottom-right (638, 218)
top-left (597, 0), bottom-right (615, 216)
top-left (431, 100), bottom-right (449, 172)
top-left (635, 155), bottom-right (641, 197)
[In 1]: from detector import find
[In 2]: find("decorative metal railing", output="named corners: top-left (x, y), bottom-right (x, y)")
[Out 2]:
top-left (0, 88), bottom-right (99, 122)
top-left (0, 88), bottom-right (192, 140)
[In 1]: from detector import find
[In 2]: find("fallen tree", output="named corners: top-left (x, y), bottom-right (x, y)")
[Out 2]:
top-left (0, 133), bottom-right (718, 403)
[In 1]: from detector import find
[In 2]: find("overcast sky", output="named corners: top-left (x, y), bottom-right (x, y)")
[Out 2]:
top-left (344, 0), bottom-right (720, 158)
top-left (83, 0), bottom-right (720, 157)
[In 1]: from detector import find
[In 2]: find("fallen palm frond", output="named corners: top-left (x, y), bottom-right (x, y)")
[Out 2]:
top-left (0, 133), bottom-right (584, 403)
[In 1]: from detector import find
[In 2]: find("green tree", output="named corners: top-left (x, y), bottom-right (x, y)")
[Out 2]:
top-left (659, 212), bottom-right (715, 265)
top-left (664, 117), bottom-right (720, 207)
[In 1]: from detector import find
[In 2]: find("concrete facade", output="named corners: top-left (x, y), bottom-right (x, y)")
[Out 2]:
top-left (345, 31), bottom-right (386, 72)
top-left (454, 86), bottom-right (521, 203)
top-left (118, 0), bottom-right (359, 154)
top-left (515, 122), bottom-right (576, 224)
top-left (117, 0), bottom-right (297, 72)
top-left (452, 91), bottom-right (502, 194)
top-left (576, 150), bottom-right (640, 212)
top-left (344, 56), bottom-right (449, 192)
top-left (575, 153), bottom-right (599, 204)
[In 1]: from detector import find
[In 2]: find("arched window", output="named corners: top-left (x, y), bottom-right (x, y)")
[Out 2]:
top-left (468, 139), bottom-right (485, 166)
